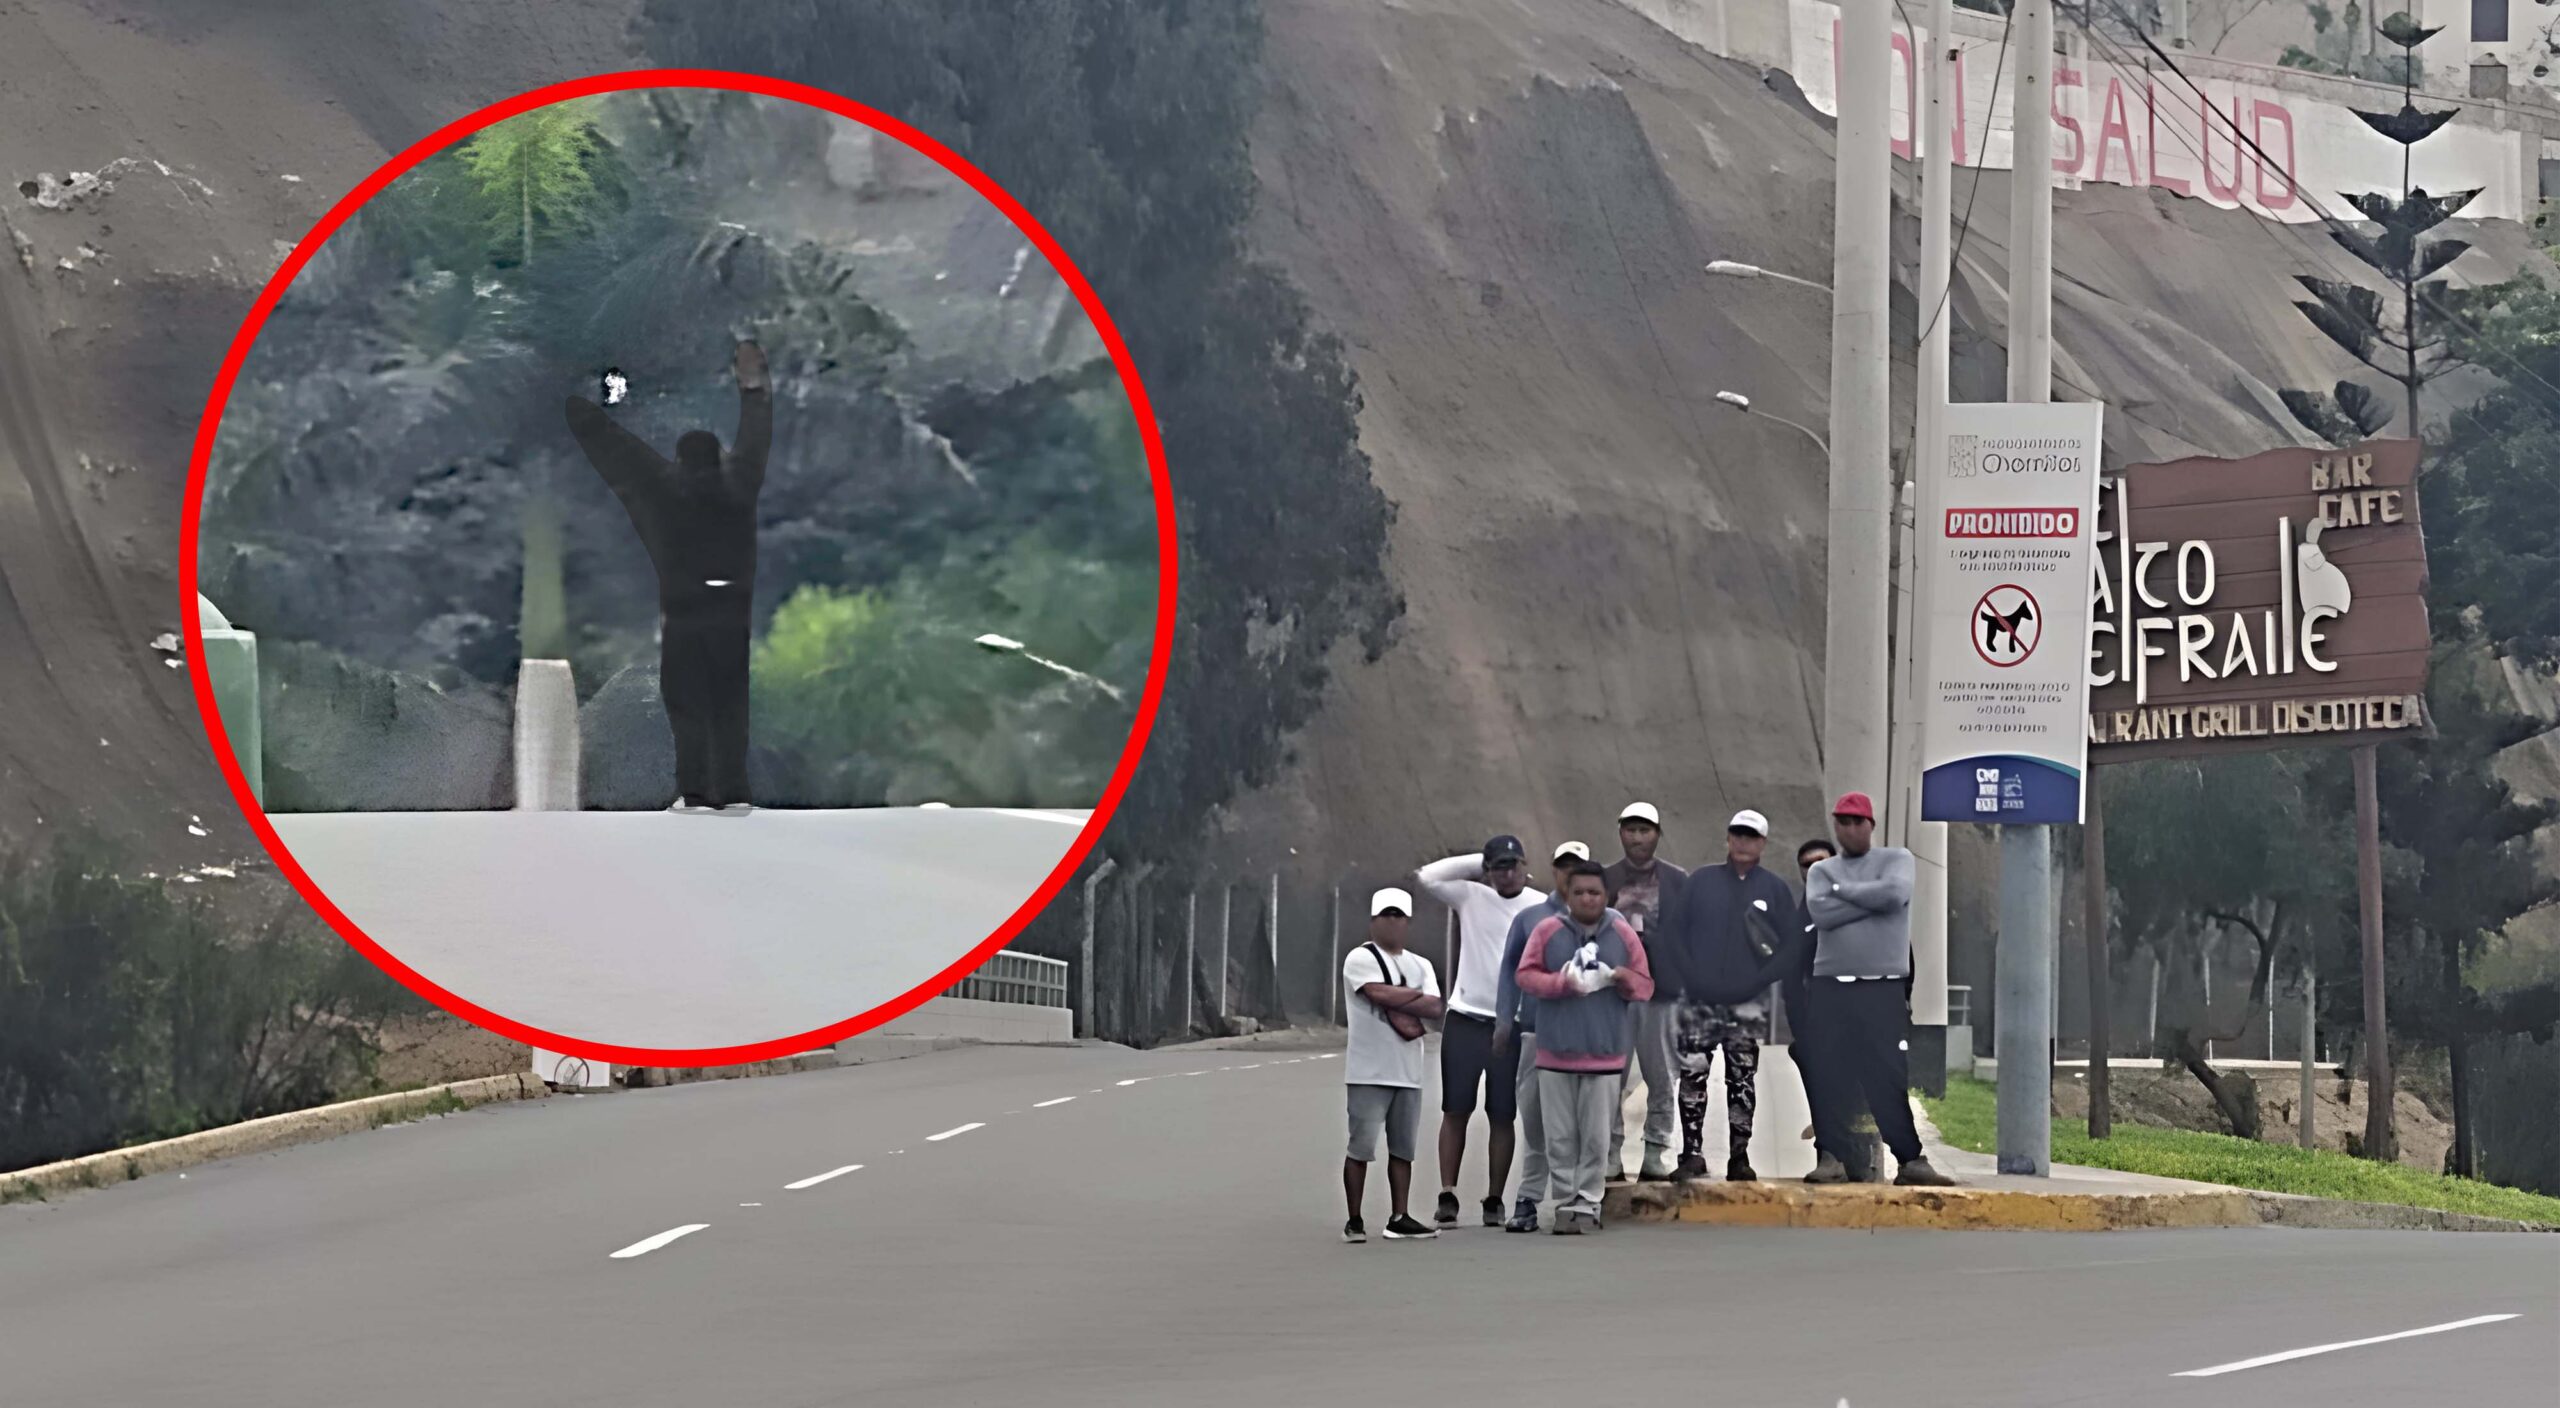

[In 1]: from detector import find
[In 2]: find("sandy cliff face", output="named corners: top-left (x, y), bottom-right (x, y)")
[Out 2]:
top-left (1217, 0), bottom-right (2537, 893)
top-left (0, 0), bottom-right (640, 861)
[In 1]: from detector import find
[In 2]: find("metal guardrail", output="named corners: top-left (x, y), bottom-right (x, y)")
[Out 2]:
top-left (953, 950), bottom-right (1071, 1009)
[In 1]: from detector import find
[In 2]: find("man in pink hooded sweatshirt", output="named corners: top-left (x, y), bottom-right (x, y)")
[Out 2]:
top-left (1514, 861), bottom-right (1654, 1233)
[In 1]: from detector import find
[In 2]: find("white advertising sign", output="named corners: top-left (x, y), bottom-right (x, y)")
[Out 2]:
top-left (1787, 0), bottom-right (2532, 224)
top-left (1918, 401), bottom-right (2106, 824)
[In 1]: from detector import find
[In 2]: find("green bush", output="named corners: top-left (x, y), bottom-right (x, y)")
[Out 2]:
top-left (752, 531), bottom-right (1151, 808)
top-left (0, 831), bottom-right (411, 1173)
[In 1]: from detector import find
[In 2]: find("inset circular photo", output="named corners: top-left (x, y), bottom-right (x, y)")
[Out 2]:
top-left (182, 73), bottom-right (1172, 1063)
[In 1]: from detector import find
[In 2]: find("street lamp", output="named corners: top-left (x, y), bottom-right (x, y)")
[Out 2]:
top-left (1703, 259), bottom-right (1834, 295)
top-left (974, 632), bottom-right (1127, 704)
top-left (1713, 390), bottom-right (1830, 457)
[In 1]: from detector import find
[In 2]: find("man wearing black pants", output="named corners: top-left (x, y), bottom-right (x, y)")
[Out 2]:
top-left (566, 341), bottom-right (771, 814)
top-left (1802, 792), bottom-right (1955, 1186)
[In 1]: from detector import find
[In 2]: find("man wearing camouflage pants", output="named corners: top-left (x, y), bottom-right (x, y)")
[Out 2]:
top-left (1658, 809), bottom-right (1796, 1181)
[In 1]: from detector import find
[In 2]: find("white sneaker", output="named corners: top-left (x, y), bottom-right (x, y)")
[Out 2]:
top-left (667, 798), bottom-right (715, 815)
top-left (713, 803), bottom-right (755, 818)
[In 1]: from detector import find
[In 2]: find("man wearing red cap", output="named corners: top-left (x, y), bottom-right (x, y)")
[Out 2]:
top-left (1802, 792), bottom-right (1956, 1186)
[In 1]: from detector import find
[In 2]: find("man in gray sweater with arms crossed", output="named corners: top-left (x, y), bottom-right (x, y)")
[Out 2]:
top-left (1802, 791), bottom-right (1956, 1187)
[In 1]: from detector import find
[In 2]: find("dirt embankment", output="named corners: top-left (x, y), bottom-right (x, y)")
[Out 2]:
top-left (1216, 0), bottom-right (2538, 902)
top-left (2051, 1067), bottom-right (2458, 1172)
top-left (0, 1), bottom-right (641, 866)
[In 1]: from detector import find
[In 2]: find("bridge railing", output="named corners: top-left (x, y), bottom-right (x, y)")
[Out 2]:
top-left (953, 950), bottom-right (1070, 1009)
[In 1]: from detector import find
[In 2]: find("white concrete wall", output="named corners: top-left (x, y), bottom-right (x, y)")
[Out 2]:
top-left (871, 995), bottom-right (1073, 1044)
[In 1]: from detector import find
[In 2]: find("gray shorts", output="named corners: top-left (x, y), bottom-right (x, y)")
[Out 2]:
top-left (1345, 1084), bottom-right (1422, 1163)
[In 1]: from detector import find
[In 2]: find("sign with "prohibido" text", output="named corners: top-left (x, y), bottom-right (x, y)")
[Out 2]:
top-left (1918, 400), bottom-right (2107, 826)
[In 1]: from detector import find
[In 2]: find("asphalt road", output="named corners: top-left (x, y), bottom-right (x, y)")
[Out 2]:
top-left (2, 1041), bottom-right (2552, 1408)
top-left (267, 807), bottom-right (1088, 1051)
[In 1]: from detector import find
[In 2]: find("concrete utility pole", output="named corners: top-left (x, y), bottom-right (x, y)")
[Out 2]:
top-left (1826, 0), bottom-right (1896, 811)
top-left (1996, 0), bottom-right (2058, 1177)
top-left (1081, 858), bottom-right (1117, 1038)
top-left (1898, 0), bottom-right (1960, 1078)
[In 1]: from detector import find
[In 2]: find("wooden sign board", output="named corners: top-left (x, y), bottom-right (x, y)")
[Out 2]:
top-left (2086, 440), bottom-right (2430, 762)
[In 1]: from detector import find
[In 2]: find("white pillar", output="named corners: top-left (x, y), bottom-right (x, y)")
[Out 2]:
top-left (512, 659), bottom-right (581, 812)
top-left (1904, 0), bottom-right (1958, 1032)
top-left (1825, 0), bottom-right (1897, 808)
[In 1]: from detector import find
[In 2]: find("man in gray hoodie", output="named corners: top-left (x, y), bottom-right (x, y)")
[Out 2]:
top-left (1802, 792), bottom-right (1956, 1187)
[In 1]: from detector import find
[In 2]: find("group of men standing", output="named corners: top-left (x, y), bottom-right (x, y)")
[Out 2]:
top-left (1338, 792), bottom-right (1955, 1241)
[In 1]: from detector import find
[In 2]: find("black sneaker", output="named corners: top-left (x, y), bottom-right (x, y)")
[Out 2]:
top-left (1894, 1155), bottom-right (1958, 1187)
top-left (1481, 1196), bottom-right (1504, 1228)
top-left (1383, 1213), bottom-right (1438, 1240)
top-left (1505, 1202), bottom-right (1539, 1234)
top-left (1727, 1155), bottom-right (1758, 1182)
top-left (1674, 1153), bottom-right (1709, 1181)
top-left (1343, 1217), bottom-right (1366, 1243)
top-left (1805, 1153), bottom-right (1851, 1184)
top-left (1433, 1190), bottom-right (1460, 1227)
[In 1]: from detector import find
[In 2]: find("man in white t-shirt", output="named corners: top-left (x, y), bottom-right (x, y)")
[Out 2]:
top-left (1413, 834), bottom-right (1549, 1228)
top-left (1341, 887), bottom-right (1446, 1243)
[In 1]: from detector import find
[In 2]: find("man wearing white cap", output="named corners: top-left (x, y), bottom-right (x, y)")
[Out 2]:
top-left (1602, 802), bottom-right (1688, 1182)
top-left (1657, 808), bottom-right (1798, 1181)
top-left (1341, 887), bottom-right (1445, 1242)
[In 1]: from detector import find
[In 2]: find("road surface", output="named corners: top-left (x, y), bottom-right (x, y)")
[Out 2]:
top-left (267, 807), bottom-right (1088, 1050)
top-left (1, 1040), bottom-right (2551, 1407)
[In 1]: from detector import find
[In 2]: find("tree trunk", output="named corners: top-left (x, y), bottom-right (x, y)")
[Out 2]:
top-left (519, 474), bottom-right (568, 661)
top-left (2175, 1032), bottom-right (2261, 1139)
top-left (2355, 745), bottom-right (2397, 1163)
top-left (2447, 934), bottom-right (2474, 1176)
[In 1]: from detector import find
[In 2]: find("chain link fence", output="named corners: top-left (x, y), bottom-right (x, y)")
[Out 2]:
top-left (1000, 862), bottom-right (1471, 1047)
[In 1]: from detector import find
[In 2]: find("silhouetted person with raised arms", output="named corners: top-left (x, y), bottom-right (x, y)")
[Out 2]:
top-left (565, 340), bottom-right (770, 816)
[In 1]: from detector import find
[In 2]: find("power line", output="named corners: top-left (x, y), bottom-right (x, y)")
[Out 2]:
top-left (2079, 1), bottom-right (2560, 422)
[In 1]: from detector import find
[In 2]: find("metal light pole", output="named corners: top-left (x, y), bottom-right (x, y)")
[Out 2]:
top-left (1996, 0), bottom-right (2059, 1177)
top-left (1714, 390), bottom-right (1831, 456)
top-left (974, 632), bottom-right (1127, 703)
top-left (1828, 0), bottom-right (1896, 813)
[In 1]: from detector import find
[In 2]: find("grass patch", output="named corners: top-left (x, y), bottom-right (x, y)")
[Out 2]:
top-left (367, 1088), bottom-right (470, 1130)
top-left (1921, 1075), bottom-right (2560, 1226)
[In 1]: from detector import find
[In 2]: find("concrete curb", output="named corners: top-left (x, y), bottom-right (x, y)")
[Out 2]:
top-left (1604, 1177), bottom-right (2262, 1230)
top-left (0, 1073), bottom-right (550, 1205)
top-left (2247, 1193), bottom-right (2556, 1234)
top-left (620, 1035), bottom-right (982, 1088)
top-left (1602, 1178), bottom-right (2558, 1232)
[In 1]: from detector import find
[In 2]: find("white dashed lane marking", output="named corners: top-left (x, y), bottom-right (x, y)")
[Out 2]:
top-left (2172, 1315), bottom-right (2522, 1378)
top-left (613, 1051), bottom-right (1344, 1264)
top-left (610, 1225), bottom-right (709, 1259)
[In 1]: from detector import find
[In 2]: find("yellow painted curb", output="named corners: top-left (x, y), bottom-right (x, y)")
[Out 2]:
top-left (0, 1072), bottom-right (549, 1205)
top-left (1603, 1178), bottom-right (2260, 1230)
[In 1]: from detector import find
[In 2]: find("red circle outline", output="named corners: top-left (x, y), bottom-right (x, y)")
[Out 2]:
top-left (1969, 582), bottom-right (2041, 669)
top-left (179, 69), bottom-right (1178, 1068)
